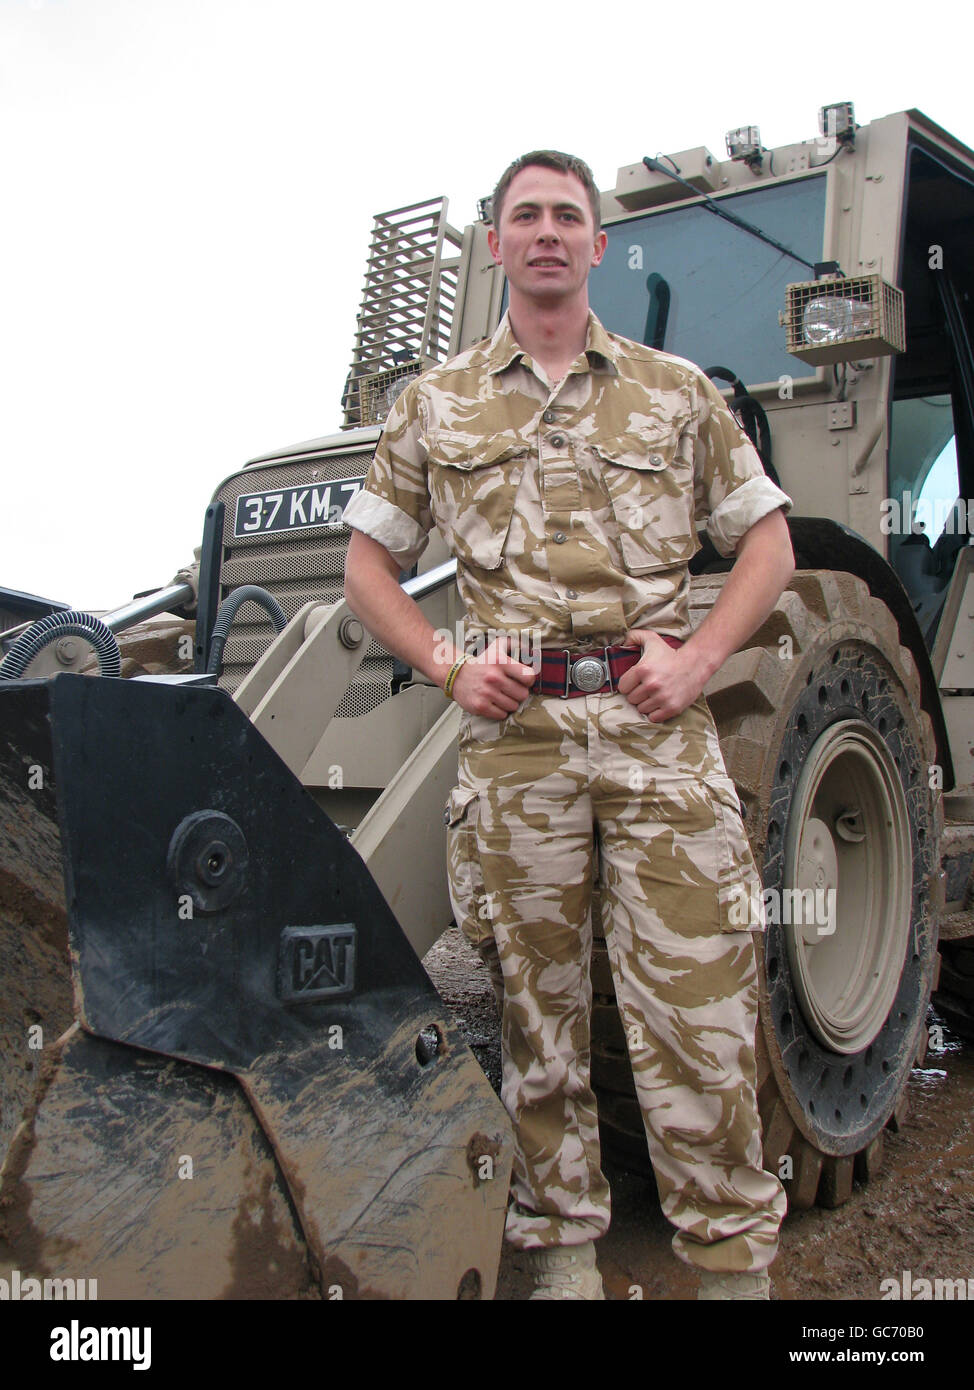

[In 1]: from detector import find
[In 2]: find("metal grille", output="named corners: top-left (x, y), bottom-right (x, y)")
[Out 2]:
top-left (342, 197), bottom-right (463, 428)
top-left (211, 447), bottom-right (394, 716)
top-left (784, 273), bottom-right (906, 366)
top-left (359, 361), bottom-right (426, 426)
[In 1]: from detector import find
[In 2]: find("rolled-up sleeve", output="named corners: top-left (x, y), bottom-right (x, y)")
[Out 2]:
top-left (690, 372), bottom-right (792, 557)
top-left (343, 381), bottom-right (434, 567)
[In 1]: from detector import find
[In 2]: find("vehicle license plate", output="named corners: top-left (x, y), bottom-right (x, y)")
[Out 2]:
top-left (233, 478), bottom-right (365, 538)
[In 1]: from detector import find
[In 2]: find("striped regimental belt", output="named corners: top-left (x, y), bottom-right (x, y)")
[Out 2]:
top-left (536, 638), bottom-right (684, 698)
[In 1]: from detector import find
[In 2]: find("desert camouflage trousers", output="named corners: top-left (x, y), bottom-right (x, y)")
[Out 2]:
top-left (446, 691), bottom-right (786, 1272)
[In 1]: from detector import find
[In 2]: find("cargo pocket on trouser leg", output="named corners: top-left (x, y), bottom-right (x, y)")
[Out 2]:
top-left (445, 785), bottom-right (504, 1010)
top-left (704, 780), bottom-right (765, 933)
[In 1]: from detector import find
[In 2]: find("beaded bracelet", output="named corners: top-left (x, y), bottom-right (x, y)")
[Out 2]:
top-left (443, 654), bottom-right (471, 700)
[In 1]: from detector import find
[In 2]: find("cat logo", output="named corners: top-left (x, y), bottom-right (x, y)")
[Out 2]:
top-left (278, 924), bottom-right (357, 1002)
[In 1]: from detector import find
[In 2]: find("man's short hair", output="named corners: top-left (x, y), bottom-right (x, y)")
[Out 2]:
top-left (491, 150), bottom-right (601, 233)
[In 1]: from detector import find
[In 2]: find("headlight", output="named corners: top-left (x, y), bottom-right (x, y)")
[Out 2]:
top-left (803, 296), bottom-right (874, 346)
top-left (783, 274), bottom-right (905, 366)
top-left (358, 362), bottom-right (423, 425)
top-left (377, 373), bottom-right (416, 420)
top-left (725, 125), bottom-right (762, 162)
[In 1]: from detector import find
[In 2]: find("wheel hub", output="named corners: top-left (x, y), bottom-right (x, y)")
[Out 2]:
top-left (793, 816), bottom-right (838, 946)
top-left (783, 719), bottom-right (912, 1054)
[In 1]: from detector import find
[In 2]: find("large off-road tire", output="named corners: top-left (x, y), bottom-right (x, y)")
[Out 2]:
top-left (592, 571), bottom-right (942, 1210)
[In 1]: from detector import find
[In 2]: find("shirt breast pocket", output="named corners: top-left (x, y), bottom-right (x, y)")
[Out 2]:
top-left (429, 431), bottom-right (530, 570)
top-left (591, 427), bottom-right (697, 574)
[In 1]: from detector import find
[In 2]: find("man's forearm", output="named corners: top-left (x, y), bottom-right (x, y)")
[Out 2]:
top-left (684, 507), bottom-right (795, 682)
top-left (343, 528), bottom-right (537, 718)
top-left (343, 529), bottom-right (453, 686)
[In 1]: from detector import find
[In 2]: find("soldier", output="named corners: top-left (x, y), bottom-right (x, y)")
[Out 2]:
top-left (343, 150), bottom-right (793, 1300)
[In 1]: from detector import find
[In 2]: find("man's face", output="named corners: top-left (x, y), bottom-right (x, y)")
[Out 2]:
top-left (487, 165), bottom-right (607, 304)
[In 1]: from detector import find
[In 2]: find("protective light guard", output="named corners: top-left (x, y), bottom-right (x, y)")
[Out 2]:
top-left (783, 273), bottom-right (906, 366)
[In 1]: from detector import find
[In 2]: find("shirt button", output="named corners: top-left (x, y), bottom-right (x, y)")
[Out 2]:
top-left (649, 453), bottom-right (664, 467)
top-left (567, 588), bottom-right (578, 599)
top-left (553, 531), bottom-right (567, 544)
top-left (542, 408), bottom-right (557, 424)
top-left (549, 434), bottom-right (566, 449)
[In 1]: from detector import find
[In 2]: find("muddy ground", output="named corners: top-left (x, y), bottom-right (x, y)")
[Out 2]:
top-left (423, 927), bottom-right (974, 1303)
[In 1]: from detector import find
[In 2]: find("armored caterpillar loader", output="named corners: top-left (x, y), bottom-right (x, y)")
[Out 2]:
top-left (2, 103), bottom-right (974, 1296)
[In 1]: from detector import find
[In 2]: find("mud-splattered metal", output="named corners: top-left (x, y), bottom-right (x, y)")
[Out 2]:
top-left (0, 674), bottom-right (512, 1299)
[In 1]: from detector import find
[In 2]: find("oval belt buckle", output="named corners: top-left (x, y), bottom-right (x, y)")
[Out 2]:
top-left (570, 655), bottom-right (607, 693)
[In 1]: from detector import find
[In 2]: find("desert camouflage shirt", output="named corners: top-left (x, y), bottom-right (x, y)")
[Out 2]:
top-left (344, 310), bottom-right (792, 650)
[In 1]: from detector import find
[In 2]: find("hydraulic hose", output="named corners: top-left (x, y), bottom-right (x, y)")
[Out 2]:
top-left (206, 585), bottom-right (287, 677)
top-left (0, 610), bottom-right (122, 680)
top-left (704, 365), bottom-right (781, 490)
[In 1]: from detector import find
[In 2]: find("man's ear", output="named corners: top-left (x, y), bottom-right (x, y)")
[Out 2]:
top-left (487, 226), bottom-right (503, 265)
top-left (590, 230), bottom-right (608, 268)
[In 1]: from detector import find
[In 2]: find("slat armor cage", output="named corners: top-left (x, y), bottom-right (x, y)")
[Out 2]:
top-left (342, 197), bottom-right (463, 427)
top-left (784, 273), bottom-right (906, 366)
top-left (210, 203), bottom-right (464, 713)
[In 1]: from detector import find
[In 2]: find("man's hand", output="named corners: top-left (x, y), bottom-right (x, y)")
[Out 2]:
top-left (616, 631), bottom-right (705, 722)
top-left (450, 636), bottom-right (537, 720)
top-left (344, 532), bottom-right (536, 720)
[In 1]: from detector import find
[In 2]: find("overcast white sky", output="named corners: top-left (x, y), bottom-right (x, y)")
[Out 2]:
top-left (2, 0), bottom-right (972, 611)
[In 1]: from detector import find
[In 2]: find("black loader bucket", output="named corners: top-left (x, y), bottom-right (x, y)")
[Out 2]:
top-left (0, 674), bottom-right (511, 1299)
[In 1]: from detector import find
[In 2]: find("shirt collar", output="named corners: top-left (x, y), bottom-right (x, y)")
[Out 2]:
top-left (486, 308), bottom-right (620, 377)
